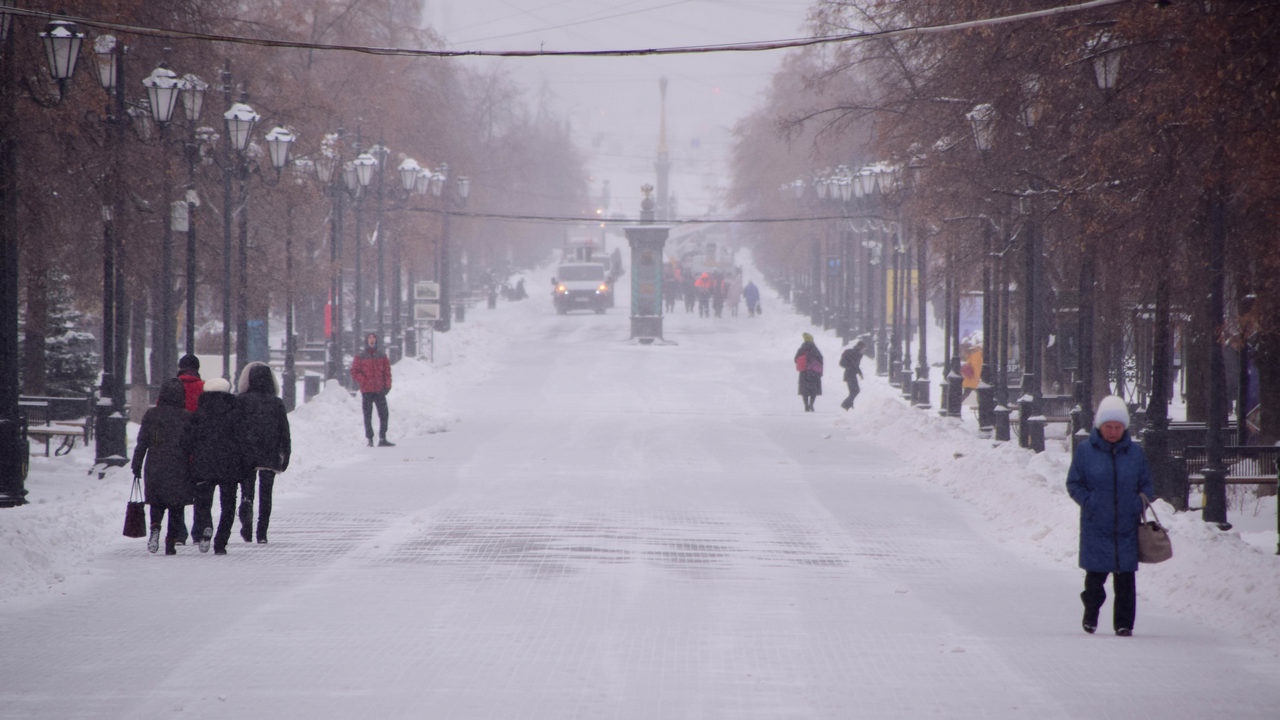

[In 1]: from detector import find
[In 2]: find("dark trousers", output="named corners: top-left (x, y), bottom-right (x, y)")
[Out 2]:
top-left (841, 380), bottom-right (860, 410)
top-left (192, 482), bottom-right (214, 540)
top-left (1082, 570), bottom-right (1136, 631)
top-left (240, 470), bottom-right (275, 539)
top-left (193, 481), bottom-right (239, 550)
top-left (149, 504), bottom-right (188, 542)
top-left (362, 391), bottom-right (389, 439)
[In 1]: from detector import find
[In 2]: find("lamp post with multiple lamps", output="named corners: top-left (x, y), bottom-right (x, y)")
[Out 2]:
top-left (348, 148), bottom-right (376, 347)
top-left (220, 99), bottom-right (293, 382)
top-left (429, 165), bottom-right (470, 332)
top-left (1, 11), bottom-right (86, 504)
top-left (313, 135), bottom-right (347, 382)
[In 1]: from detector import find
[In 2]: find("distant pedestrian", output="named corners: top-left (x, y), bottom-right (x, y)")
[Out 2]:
top-left (182, 378), bottom-right (243, 555)
top-left (1066, 395), bottom-right (1154, 636)
top-left (794, 332), bottom-right (824, 412)
top-left (743, 280), bottom-right (760, 317)
top-left (235, 362), bottom-right (291, 544)
top-left (351, 332), bottom-right (394, 447)
top-left (838, 340), bottom-right (865, 411)
top-left (130, 379), bottom-right (193, 555)
top-left (176, 353), bottom-right (204, 413)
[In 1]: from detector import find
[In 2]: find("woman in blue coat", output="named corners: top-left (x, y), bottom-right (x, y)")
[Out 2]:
top-left (1066, 395), bottom-right (1154, 636)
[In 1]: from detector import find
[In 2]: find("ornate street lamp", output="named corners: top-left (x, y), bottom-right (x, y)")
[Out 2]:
top-left (430, 166), bottom-right (470, 331)
top-left (180, 73), bottom-right (206, 356)
top-left (2, 12), bottom-right (88, 503)
top-left (349, 150), bottom-right (375, 345)
top-left (313, 137), bottom-right (345, 382)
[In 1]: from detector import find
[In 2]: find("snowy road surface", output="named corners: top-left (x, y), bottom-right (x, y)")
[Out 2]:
top-left (3, 272), bottom-right (1279, 719)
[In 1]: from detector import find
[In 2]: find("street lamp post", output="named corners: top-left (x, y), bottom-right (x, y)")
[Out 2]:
top-left (314, 136), bottom-right (345, 382)
top-left (348, 149), bottom-right (375, 347)
top-left (223, 101), bottom-right (292, 382)
top-left (179, 73), bottom-right (206, 356)
top-left (430, 166), bottom-right (470, 332)
top-left (87, 31), bottom-right (133, 473)
top-left (2, 12), bottom-right (87, 504)
top-left (141, 64), bottom-right (187, 382)
top-left (371, 143), bottom-right (389, 340)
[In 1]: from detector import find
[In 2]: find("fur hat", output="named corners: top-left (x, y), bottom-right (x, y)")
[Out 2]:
top-left (1094, 395), bottom-right (1130, 429)
top-left (802, 332), bottom-right (813, 343)
top-left (179, 353), bottom-right (200, 371)
top-left (202, 377), bottom-right (232, 394)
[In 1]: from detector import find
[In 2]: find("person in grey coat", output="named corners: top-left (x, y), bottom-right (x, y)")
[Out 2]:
top-left (130, 379), bottom-right (193, 555)
top-left (1065, 395), bottom-right (1154, 636)
top-left (235, 361), bottom-right (291, 544)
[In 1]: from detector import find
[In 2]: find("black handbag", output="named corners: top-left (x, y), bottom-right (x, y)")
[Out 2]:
top-left (122, 477), bottom-right (147, 538)
top-left (1137, 493), bottom-right (1172, 564)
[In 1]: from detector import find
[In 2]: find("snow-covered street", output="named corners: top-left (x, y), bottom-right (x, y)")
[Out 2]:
top-left (3, 262), bottom-right (1278, 719)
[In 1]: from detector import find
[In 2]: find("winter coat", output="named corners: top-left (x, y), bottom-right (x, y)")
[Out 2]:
top-left (839, 347), bottom-right (864, 384)
top-left (131, 379), bottom-right (193, 507)
top-left (795, 341), bottom-right (823, 396)
top-left (182, 387), bottom-right (243, 487)
top-left (1066, 428), bottom-right (1154, 573)
top-left (235, 362), bottom-right (292, 474)
top-left (743, 282), bottom-right (760, 305)
top-left (177, 371), bottom-right (204, 412)
top-left (351, 346), bottom-right (392, 394)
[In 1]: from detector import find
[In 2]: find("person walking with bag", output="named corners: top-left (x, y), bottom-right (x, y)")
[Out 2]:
top-left (794, 332), bottom-right (824, 412)
top-left (351, 332), bottom-right (394, 447)
top-left (1066, 395), bottom-right (1154, 636)
top-left (130, 379), bottom-right (193, 555)
top-left (838, 340), bottom-right (865, 411)
top-left (235, 362), bottom-right (291, 544)
top-left (182, 378), bottom-right (243, 555)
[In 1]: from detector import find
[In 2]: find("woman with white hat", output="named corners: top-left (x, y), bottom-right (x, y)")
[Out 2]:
top-left (1065, 395), bottom-right (1155, 636)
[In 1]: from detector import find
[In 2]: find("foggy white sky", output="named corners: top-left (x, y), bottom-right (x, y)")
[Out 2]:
top-left (425, 1), bottom-right (814, 218)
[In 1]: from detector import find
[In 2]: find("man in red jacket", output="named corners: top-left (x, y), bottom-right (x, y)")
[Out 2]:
top-left (176, 354), bottom-right (204, 412)
top-left (350, 333), bottom-right (394, 447)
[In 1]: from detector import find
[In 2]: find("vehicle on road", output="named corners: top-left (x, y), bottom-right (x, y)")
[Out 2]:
top-left (552, 262), bottom-right (611, 314)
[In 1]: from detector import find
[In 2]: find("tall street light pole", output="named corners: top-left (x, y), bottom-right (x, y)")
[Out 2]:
top-left (87, 31), bottom-right (132, 472)
top-left (224, 99), bottom-right (259, 382)
top-left (371, 143), bottom-right (389, 340)
top-left (1, 11), bottom-right (86, 504)
top-left (141, 64), bottom-right (187, 383)
top-left (430, 166), bottom-right (470, 332)
top-left (349, 148), bottom-right (375, 347)
top-left (179, 73), bottom-right (206, 356)
top-left (314, 135), bottom-right (345, 382)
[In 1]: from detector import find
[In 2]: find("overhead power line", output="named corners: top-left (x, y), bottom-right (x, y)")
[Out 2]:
top-left (5, 1), bottom-right (1129, 60)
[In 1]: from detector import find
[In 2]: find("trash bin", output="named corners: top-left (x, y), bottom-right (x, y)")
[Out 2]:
top-left (303, 373), bottom-right (321, 402)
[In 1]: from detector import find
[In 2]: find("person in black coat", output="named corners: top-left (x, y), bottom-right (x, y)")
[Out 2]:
top-left (794, 332), bottom-right (824, 412)
top-left (235, 362), bottom-right (291, 544)
top-left (130, 378), bottom-right (193, 555)
top-left (838, 340), bottom-right (865, 411)
top-left (182, 378), bottom-right (243, 555)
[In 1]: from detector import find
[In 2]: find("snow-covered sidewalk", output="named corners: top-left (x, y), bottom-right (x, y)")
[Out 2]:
top-left (2, 257), bottom-right (1278, 718)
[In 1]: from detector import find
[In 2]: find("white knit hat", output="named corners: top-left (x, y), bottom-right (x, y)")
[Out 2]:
top-left (203, 377), bottom-right (232, 394)
top-left (1094, 395), bottom-right (1129, 429)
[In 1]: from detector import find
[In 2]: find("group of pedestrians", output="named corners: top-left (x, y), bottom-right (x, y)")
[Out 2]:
top-left (131, 354), bottom-right (291, 556)
top-left (792, 334), bottom-right (864, 413)
top-left (789, 328), bottom-right (1155, 638)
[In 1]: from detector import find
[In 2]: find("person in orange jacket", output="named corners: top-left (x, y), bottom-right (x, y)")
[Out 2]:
top-left (350, 332), bottom-right (394, 447)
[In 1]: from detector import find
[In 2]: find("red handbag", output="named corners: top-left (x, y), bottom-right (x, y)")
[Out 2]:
top-left (795, 355), bottom-right (807, 372)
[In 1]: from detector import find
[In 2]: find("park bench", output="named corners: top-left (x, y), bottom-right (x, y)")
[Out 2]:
top-left (26, 425), bottom-right (85, 456)
top-left (19, 394), bottom-right (95, 456)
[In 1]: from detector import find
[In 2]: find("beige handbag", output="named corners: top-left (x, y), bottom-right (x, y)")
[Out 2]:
top-left (1137, 493), bottom-right (1172, 564)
